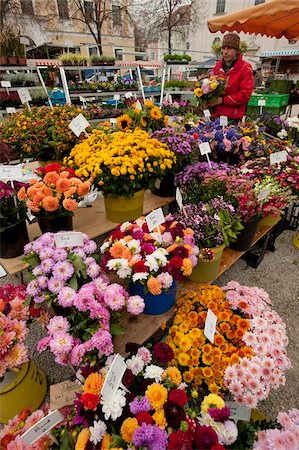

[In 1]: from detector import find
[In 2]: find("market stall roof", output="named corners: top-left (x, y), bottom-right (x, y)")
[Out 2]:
top-left (261, 49), bottom-right (299, 57)
top-left (207, 0), bottom-right (299, 41)
top-left (115, 60), bottom-right (163, 68)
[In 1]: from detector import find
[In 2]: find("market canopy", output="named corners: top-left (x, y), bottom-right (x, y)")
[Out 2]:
top-left (207, 0), bottom-right (299, 41)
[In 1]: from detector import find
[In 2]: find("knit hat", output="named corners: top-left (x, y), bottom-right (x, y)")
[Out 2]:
top-left (222, 33), bottom-right (240, 50)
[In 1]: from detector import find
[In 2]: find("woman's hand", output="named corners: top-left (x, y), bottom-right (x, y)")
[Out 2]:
top-left (208, 97), bottom-right (223, 107)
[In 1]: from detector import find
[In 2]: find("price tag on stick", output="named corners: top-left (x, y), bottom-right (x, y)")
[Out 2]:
top-left (199, 142), bottom-right (212, 169)
top-left (226, 401), bottom-right (251, 423)
top-left (203, 109), bottom-right (211, 118)
top-left (220, 115), bottom-right (228, 128)
top-left (101, 355), bottom-right (127, 401)
top-left (0, 165), bottom-right (23, 180)
top-left (1, 80), bottom-right (11, 94)
top-left (50, 379), bottom-right (82, 410)
top-left (270, 150), bottom-right (287, 166)
top-left (204, 309), bottom-right (218, 343)
top-left (69, 114), bottom-right (90, 137)
top-left (258, 98), bottom-right (266, 115)
top-left (6, 107), bottom-right (16, 114)
top-left (55, 232), bottom-right (84, 248)
top-left (21, 410), bottom-right (64, 445)
top-left (146, 208), bottom-right (165, 233)
top-left (176, 187), bottom-right (187, 217)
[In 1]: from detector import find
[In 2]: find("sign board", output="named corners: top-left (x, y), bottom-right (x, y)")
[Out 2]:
top-left (6, 107), bottom-right (16, 114)
top-left (258, 99), bottom-right (266, 106)
top-left (1, 81), bottom-right (11, 88)
top-left (204, 309), bottom-right (217, 343)
top-left (101, 355), bottom-right (127, 401)
top-left (17, 88), bottom-right (32, 104)
top-left (69, 114), bottom-right (90, 137)
top-left (0, 165), bottom-right (23, 180)
top-left (55, 232), bottom-right (84, 248)
top-left (135, 99), bottom-right (142, 111)
top-left (226, 401), bottom-right (251, 422)
top-left (50, 379), bottom-right (82, 410)
top-left (203, 109), bottom-right (211, 118)
top-left (220, 115), bottom-right (228, 127)
top-left (146, 208), bottom-right (165, 232)
top-left (270, 150), bottom-right (287, 165)
top-left (21, 410), bottom-right (64, 445)
top-left (20, 36), bottom-right (30, 45)
top-left (257, 187), bottom-right (271, 202)
top-left (113, 94), bottom-right (120, 101)
top-left (199, 142), bottom-right (212, 156)
top-left (110, 118), bottom-right (117, 124)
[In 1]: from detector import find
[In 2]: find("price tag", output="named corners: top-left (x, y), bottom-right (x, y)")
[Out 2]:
top-left (110, 118), bottom-right (117, 124)
top-left (258, 99), bottom-right (266, 106)
top-left (55, 232), bottom-right (84, 248)
top-left (21, 410), bottom-right (64, 445)
top-left (6, 107), bottom-right (16, 114)
top-left (203, 109), bottom-right (211, 117)
top-left (0, 165), bottom-right (23, 180)
top-left (0, 265), bottom-right (7, 278)
top-left (199, 142), bottom-right (211, 156)
top-left (226, 401), bottom-right (251, 422)
top-left (176, 187), bottom-right (183, 210)
top-left (257, 187), bottom-right (271, 202)
top-left (69, 114), bottom-right (90, 137)
top-left (79, 96), bottom-right (86, 103)
top-left (101, 355), bottom-right (127, 401)
top-left (220, 115), bottom-right (228, 127)
top-left (1, 81), bottom-right (11, 88)
top-left (135, 99), bottom-right (142, 111)
top-left (50, 379), bottom-right (82, 410)
top-left (17, 88), bottom-right (32, 104)
top-left (125, 92), bottom-right (133, 99)
top-left (155, 178), bottom-right (161, 189)
top-left (146, 208), bottom-right (165, 232)
top-left (204, 309), bottom-right (217, 343)
top-left (113, 94), bottom-right (120, 101)
top-left (270, 150), bottom-right (287, 165)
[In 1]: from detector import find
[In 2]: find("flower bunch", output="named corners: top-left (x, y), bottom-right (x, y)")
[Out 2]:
top-left (100, 216), bottom-right (198, 294)
top-left (0, 284), bottom-right (29, 378)
top-left (253, 175), bottom-right (294, 217)
top-left (165, 286), bottom-right (253, 396)
top-left (65, 129), bottom-right (175, 198)
top-left (17, 165), bottom-right (91, 218)
top-left (161, 99), bottom-right (189, 116)
top-left (194, 72), bottom-right (226, 108)
top-left (150, 126), bottom-right (198, 172)
top-left (116, 100), bottom-right (168, 132)
top-left (0, 180), bottom-right (28, 230)
top-left (24, 233), bottom-right (144, 366)
top-left (226, 174), bottom-right (262, 222)
top-left (1, 105), bottom-right (90, 161)
top-left (223, 281), bottom-right (291, 408)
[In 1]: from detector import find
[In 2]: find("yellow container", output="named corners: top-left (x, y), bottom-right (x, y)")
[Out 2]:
top-left (0, 360), bottom-right (47, 424)
top-left (188, 244), bottom-right (226, 283)
top-left (259, 213), bottom-right (281, 228)
top-left (104, 190), bottom-right (145, 223)
top-left (293, 230), bottom-right (299, 249)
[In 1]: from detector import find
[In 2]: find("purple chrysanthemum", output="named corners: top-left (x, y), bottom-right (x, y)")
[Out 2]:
top-left (129, 396), bottom-right (151, 414)
top-left (53, 260), bottom-right (74, 281)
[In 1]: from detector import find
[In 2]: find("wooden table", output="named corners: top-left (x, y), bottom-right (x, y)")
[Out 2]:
top-left (0, 191), bottom-right (174, 275)
top-left (113, 223), bottom-right (272, 354)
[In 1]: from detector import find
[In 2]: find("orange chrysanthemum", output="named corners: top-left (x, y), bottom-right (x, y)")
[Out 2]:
top-left (146, 383), bottom-right (168, 410)
top-left (182, 258), bottom-right (192, 276)
top-left (152, 409), bottom-right (167, 428)
top-left (75, 428), bottom-right (90, 450)
top-left (162, 367), bottom-right (182, 386)
top-left (178, 335), bottom-right (192, 352)
top-left (17, 186), bottom-right (26, 200)
top-left (120, 417), bottom-right (138, 443)
top-left (110, 242), bottom-right (127, 258)
top-left (183, 370), bottom-right (194, 383)
top-left (101, 434), bottom-right (113, 450)
top-left (177, 352), bottom-right (190, 367)
top-left (83, 372), bottom-right (103, 396)
top-left (62, 198), bottom-right (78, 212)
top-left (44, 171), bottom-right (60, 185)
top-left (56, 177), bottom-right (71, 193)
top-left (77, 181), bottom-right (91, 196)
top-left (42, 196), bottom-right (59, 212)
top-left (202, 367), bottom-right (213, 378)
top-left (147, 277), bottom-right (162, 295)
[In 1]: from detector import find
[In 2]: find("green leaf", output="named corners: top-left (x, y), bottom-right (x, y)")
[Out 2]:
top-left (68, 276), bottom-right (78, 291)
top-left (23, 254), bottom-right (39, 268)
top-left (110, 323), bottom-right (126, 336)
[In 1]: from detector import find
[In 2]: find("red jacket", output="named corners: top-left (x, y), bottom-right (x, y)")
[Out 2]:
top-left (212, 54), bottom-right (254, 119)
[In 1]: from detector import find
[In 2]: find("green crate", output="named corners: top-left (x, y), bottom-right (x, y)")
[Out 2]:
top-left (246, 105), bottom-right (287, 117)
top-left (270, 80), bottom-right (294, 95)
top-left (248, 94), bottom-right (289, 107)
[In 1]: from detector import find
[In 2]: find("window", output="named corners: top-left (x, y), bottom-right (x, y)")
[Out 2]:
top-left (254, 0), bottom-right (265, 4)
top-left (114, 48), bottom-right (123, 61)
top-left (89, 47), bottom-right (98, 56)
top-left (216, 0), bottom-right (226, 14)
top-left (112, 4), bottom-right (121, 27)
top-left (84, 1), bottom-right (94, 21)
top-left (57, 0), bottom-right (69, 19)
top-left (20, 0), bottom-right (34, 15)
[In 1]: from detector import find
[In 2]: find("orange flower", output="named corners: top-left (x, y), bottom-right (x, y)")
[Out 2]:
top-left (162, 367), bottom-right (182, 386)
top-left (17, 186), bottom-right (26, 200)
top-left (42, 196), bottom-right (59, 212)
top-left (101, 434), bottom-right (113, 450)
top-left (230, 354), bottom-right (240, 365)
top-left (219, 322), bottom-right (230, 333)
top-left (202, 367), bottom-right (213, 378)
top-left (44, 171), bottom-right (60, 185)
top-left (214, 334), bottom-right (225, 346)
top-left (120, 417), bottom-right (138, 443)
top-left (182, 258), bottom-right (192, 276)
top-left (110, 242), bottom-right (126, 258)
top-left (146, 383), bottom-right (168, 410)
top-left (183, 370), bottom-right (193, 383)
top-left (202, 353), bottom-right (213, 365)
top-left (77, 181), bottom-right (91, 196)
top-left (202, 344), bottom-right (212, 355)
top-left (177, 352), bottom-right (190, 366)
top-left (83, 372), bottom-right (103, 396)
top-left (63, 198), bottom-right (78, 212)
top-left (64, 186), bottom-right (77, 197)
top-left (236, 318), bottom-right (250, 331)
top-left (75, 428), bottom-right (90, 450)
top-left (40, 185), bottom-right (53, 197)
top-left (26, 185), bottom-right (37, 200)
top-left (147, 277), bottom-right (162, 295)
top-left (56, 177), bottom-right (71, 193)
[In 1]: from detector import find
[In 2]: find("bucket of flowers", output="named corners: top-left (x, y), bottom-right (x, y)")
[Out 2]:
top-left (99, 215), bottom-right (198, 314)
top-left (116, 100), bottom-right (168, 133)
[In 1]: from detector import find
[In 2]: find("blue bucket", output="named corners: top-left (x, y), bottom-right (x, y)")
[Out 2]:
top-left (129, 281), bottom-right (178, 315)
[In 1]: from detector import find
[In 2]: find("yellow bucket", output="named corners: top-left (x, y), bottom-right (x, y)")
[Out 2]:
top-left (104, 190), bottom-right (145, 223)
top-left (0, 360), bottom-right (47, 424)
top-left (293, 230), bottom-right (299, 249)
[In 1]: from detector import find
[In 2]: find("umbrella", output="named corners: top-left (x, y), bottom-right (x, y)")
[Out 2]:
top-left (207, 0), bottom-right (299, 41)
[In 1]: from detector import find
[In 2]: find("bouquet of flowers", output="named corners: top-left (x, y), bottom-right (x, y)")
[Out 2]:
top-left (0, 105), bottom-right (90, 161)
top-left (65, 129), bottom-right (175, 198)
top-left (0, 179), bottom-right (28, 231)
top-left (253, 175), bottom-right (295, 218)
top-left (116, 100), bottom-right (167, 132)
top-left (161, 99), bottom-right (189, 116)
top-left (226, 174), bottom-right (262, 222)
top-left (194, 72), bottom-right (226, 108)
top-left (100, 216), bottom-right (198, 294)
top-left (17, 164), bottom-right (91, 218)
top-left (23, 233), bottom-right (145, 367)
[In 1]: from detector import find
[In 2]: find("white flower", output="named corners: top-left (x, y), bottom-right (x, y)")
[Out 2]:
top-left (127, 239), bottom-right (141, 253)
top-left (100, 388), bottom-right (126, 420)
top-left (135, 217), bottom-right (146, 227)
top-left (150, 231), bottom-right (163, 244)
top-left (145, 254), bottom-right (159, 272)
top-left (106, 259), bottom-right (131, 278)
top-left (145, 249), bottom-right (168, 271)
top-left (120, 221), bottom-right (131, 231)
top-left (144, 364), bottom-right (164, 382)
top-left (89, 420), bottom-right (107, 444)
top-left (277, 129), bottom-right (287, 139)
top-left (132, 272), bottom-right (148, 282)
top-left (127, 355), bottom-right (145, 375)
top-left (100, 241), bottom-right (111, 253)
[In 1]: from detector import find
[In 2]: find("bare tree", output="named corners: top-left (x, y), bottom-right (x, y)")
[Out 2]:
top-left (0, 0), bottom-right (19, 27)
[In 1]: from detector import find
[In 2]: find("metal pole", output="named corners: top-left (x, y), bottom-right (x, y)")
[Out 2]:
top-left (136, 65), bottom-right (145, 102)
top-left (59, 67), bottom-right (71, 105)
top-left (37, 67), bottom-right (53, 109)
top-left (160, 65), bottom-right (166, 106)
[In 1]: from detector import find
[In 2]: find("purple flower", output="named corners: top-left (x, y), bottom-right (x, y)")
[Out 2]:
top-left (39, 247), bottom-right (55, 260)
top-left (49, 332), bottom-right (73, 355)
top-left (133, 424), bottom-right (167, 450)
top-left (58, 286), bottom-right (76, 307)
top-left (40, 258), bottom-right (55, 274)
top-left (86, 262), bottom-right (100, 278)
top-left (53, 261), bottom-right (74, 281)
top-left (36, 276), bottom-right (48, 289)
top-left (48, 277), bottom-right (65, 294)
top-left (129, 396), bottom-right (151, 414)
top-left (52, 248), bottom-right (68, 261)
top-left (70, 344), bottom-right (86, 366)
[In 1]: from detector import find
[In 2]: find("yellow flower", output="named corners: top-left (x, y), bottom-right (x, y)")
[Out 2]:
top-left (145, 99), bottom-right (154, 108)
top-left (150, 106), bottom-right (162, 120)
top-left (194, 87), bottom-right (202, 98)
top-left (120, 417), bottom-right (139, 443)
top-left (146, 383), bottom-right (168, 410)
top-left (140, 118), bottom-right (148, 128)
top-left (177, 352), bottom-right (190, 366)
top-left (83, 372), bottom-right (103, 396)
top-left (201, 394), bottom-right (225, 413)
top-left (162, 366), bottom-right (182, 386)
top-left (153, 409), bottom-right (167, 428)
top-left (75, 428), bottom-right (90, 450)
top-left (210, 81), bottom-right (219, 90)
top-left (178, 335), bottom-right (192, 352)
top-left (117, 114), bottom-right (133, 131)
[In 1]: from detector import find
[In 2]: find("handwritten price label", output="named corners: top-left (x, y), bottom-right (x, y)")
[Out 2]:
top-left (1, 81), bottom-right (11, 88)
top-left (220, 115), bottom-right (228, 127)
top-left (50, 379), bottom-right (82, 410)
top-left (270, 150), bottom-right (287, 165)
top-left (101, 355), bottom-right (127, 401)
top-left (135, 99), bottom-right (142, 111)
top-left (55, 232), bottom-right (84, 248)
top-left (258, 99), bottom-right (266, 106)
top-left (199, 142), bottom-right (211, 156)
top-left (203, 109), bottom-right (211, 117)
top-left (0, 165), bottom-right (23, 180)
top-left (21, 410), bottom-right (64, 445)
top-left (6, 107), bottom-right (16, 114)
top-left (204, 309), bottom-right (217, 343)
top-left (258, 187), bottom-right (271, 202)
top-left (17, 88), bottom-right (32, 104)
top-left (226, 401), bottom-right (251, 422)
top-left (146, 208), bottom-right (165, 232)
top-left (69, 114), bottom-right (90, 137)
top-left (176, 187), bottom-right (183, 210)
top-left (113, 94), bottom-right (120, 101)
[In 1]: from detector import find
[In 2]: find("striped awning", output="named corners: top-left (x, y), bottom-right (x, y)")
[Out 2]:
top-left (261, 49), bottom-right (299, 57)
top-left (28, 59), bottom-right (61, 66)
top-left (115, 60), bottom-right (162, 68)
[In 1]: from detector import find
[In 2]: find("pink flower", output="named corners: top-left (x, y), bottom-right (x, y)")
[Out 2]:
top-left (49, 332), bottom-right (73, 355)
top-left (57, 287), bottom-right (76, 307)
top-left (90, 329), bottom-right (113, 356)
top-left (47, 316), bottom-right (70, 335)
top-left (127, 295), bottom-right (145, 315)
top-left (157, 272), bottom-right (173, 289)
top-left (137, 347), bottom-right (152, 364)
top-left (70, 344), bottom-right (86, 366)
top-left (36, 336), bottom-right (51, 352)
top-left (103, 284), bottom-right (127, 311)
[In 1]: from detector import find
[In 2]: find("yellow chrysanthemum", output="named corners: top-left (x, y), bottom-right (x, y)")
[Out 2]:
top-left (201, 394), bottom-right (225, 413)
top-left (162, 366), bottom-right (182, 386)
top-left (75, 428), bottom-right (90, 450)
top-left (177, 352), bottom-right (190, 367)
top-left (145, 99), bottom-right (154, 108)
top-left (150, 106), bottom-right (162, 120)
top-left (83, 372), bottom-right (103, 396)
top-left (178, 335), bottom-right (192, 353)
top-left (146, 383), bottom-right (168, 410)
top-left (120, 417), bottom-right (139, 443)
top-left (101, 434), bottom-right (113, 450)
top-left (152, 409), bottom-right (167, 428)
top-left (194, 87), bottom-right (202, 98)
top-left (116, 114), bottom-right (133, 131)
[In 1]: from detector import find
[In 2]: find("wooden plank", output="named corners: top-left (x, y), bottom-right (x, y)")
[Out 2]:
top-left (0, 191), bottom-right (174, 275)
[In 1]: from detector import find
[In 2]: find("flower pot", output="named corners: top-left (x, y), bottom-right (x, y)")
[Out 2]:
top-left (129, 281), bottom-right (177, 315)
top-left (259, 213), bottom-right (282, 228)
top-left (0, 218), bottom-right (29, 258)
top-left (293, 230), bottom-right (299, 249)
top-left (228, 219), bottom-right (259, 252)
top-left (36, 214), bottom-right (73, 233)
top-left (104, 190), bottom-right (144, 223)
top-left (18, 58), bottom-right (27, 65)
top-left (152, 172), bottom-right (175, 197)
top-left (0, 360), bottom-right (47, 424)
top-left (0, 57), bottom-right (7, 65)
top-left (7, 57), bottom-right (18, 65)
top-left (188, 244), bottom-right (225, 283)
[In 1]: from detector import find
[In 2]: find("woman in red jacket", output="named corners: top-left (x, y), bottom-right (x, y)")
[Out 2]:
top-left (210, 33), bottom-right (254, 124)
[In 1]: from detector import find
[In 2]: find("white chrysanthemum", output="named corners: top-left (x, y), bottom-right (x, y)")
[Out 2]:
top-left (150, 231), bottom-right (163, 244)
top-left (144, 364), bottom-right (164, 382)
top-left (100, 241), bottom-right (111, 253)
top-left (118, 266), bottom-right (132, 279)
top-left (145, 249), bottom-right (168, 271)
top-left (89, 420), bottom-right (107, 444)
top-left (144, 254), bottom-right (159, 272)
top-left (106, 259), bottom-right (131, 278)
top-left (126, 355), bottom-right (145, 375)
top-left (132, 272), bottom-right (148, 282)
top-left (135, 218), bottom-right (146, 227)
top-left (127, 239), bottom-right (141, 253)
top-left (277, 129), bottom-right (288, 139)
top-left (120, 221), bottom-right (131, 231)
top-left (100, 388), bottom-right (126, 420)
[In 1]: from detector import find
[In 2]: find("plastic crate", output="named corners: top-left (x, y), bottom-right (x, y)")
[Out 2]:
top-left (246, 105), bottom-right (287, 117)
top-left (270, 80), bottom-right (294, 95)
top-left (247, 94), bottom-right (289, 107)
top-left (283, 202), bottom-right (299, 230)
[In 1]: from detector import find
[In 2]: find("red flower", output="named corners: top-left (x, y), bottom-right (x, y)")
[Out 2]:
top-left (110, 229), bottom-right (125, 240)
top-left (0, 434), bottom-right (15, 449)
top-left (193, 425), bottom-right (218, 450)
top-left (168, 430), bottom-right (192, 450)
top-left (142, 222), bottom-right (149, 233)
top-left (168, 389), bottom-right (188, 407)
top-left (153, 342), bottom-right (174, 364)
top-left (29, 304), bottom-right (41, 318)
top-left (193, 133), bottom-right (199, 139)
top-left (133, 261), bottom-right (148, 273)
top-left (80, 392), bottom-right (99, 411)
top-left (211, 444), bottom-right (225, 450)
top-left (122, 368), bottom-right (134, 389)
top-left (136, 411), bottom-right (153, 425)
top-left (169, 256), bottom-right (183, 269)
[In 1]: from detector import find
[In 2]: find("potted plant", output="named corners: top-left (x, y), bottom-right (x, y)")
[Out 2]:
top-left (90, 54), bottom-right (115, 66)
top-left (116, 100), bottom-right (167, 133)
top-left (17, 163), bottom-right (91, 233)
top-left (65, 128), bottom-right (175, 222)
top-left (59, 53), bottom-right (89, 66)
top-left (0, 179), bottom-right (29, 258)
top-left (164, 53), bottom-right (191, 64)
